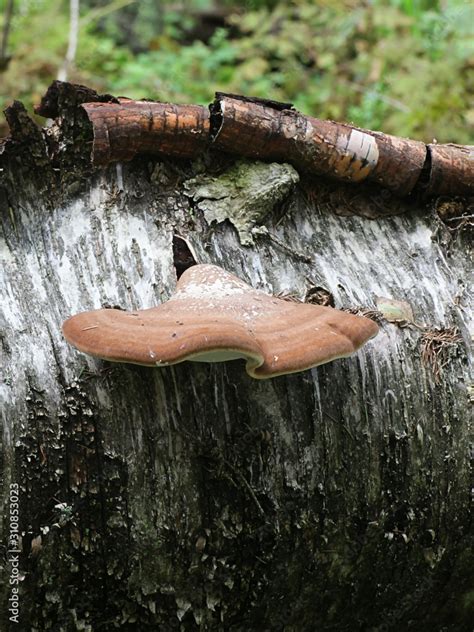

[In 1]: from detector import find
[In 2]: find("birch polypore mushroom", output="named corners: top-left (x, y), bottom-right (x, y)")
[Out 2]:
top-left (62, 264), bottom-right (378, 379)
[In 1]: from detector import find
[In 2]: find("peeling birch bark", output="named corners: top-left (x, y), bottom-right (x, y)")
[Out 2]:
top-left (0, 86), bottom-right (473, 632)
top-left (211, 94), bottom-right (428, 196)
top-left (426, 143), bottom-right (474, 197)
top-left (46, 81), bottom-right (474, 199)
top-left (82, 101), bottom-right (210, 166)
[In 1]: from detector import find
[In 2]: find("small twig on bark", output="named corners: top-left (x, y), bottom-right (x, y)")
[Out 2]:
top-left (223, 457), bottom-right (266, 519)
top-left (445, 214), bottom-right (474, 222)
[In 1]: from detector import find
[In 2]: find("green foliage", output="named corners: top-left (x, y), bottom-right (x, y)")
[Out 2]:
top-left (1, 0), bottom-right (473, 142)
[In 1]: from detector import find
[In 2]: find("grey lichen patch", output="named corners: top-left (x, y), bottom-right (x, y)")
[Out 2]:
top-left (184, 160), bottom-right (300, 245)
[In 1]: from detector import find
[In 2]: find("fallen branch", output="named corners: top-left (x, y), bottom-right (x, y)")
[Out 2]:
top-left (6, 81), bottom-right (474, 199)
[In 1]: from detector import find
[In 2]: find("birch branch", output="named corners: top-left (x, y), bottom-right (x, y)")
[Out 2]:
top-left (27, 81), bottom-right (474, 199)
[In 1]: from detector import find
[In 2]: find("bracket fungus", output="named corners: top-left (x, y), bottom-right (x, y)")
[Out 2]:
top-left (62, 264), bottom-right (379, 379)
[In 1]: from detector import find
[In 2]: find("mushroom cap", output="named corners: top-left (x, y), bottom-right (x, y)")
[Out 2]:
top-left (62, 264), bottom-right (378, 379)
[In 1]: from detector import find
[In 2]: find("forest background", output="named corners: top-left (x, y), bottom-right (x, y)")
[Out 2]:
top-left (0, 0), bottom-right (473, 144)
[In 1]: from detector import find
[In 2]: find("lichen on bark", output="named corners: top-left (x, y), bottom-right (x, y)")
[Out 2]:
top-left (184, 159), bottom-right (299, 245)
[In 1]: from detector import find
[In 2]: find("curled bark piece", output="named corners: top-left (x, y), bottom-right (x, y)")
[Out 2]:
top-left (82, 101), bottom-right (210, 166)
top-left (425, 143), bottom-right (474, 197)
top-left (211, 94), bottom-right (427, 196)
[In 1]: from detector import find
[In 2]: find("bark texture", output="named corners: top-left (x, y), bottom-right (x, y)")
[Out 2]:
top-left (82, 101), bottom-right (210, 166)
top-left (74, 86), bottom-right (474, 198)
top-left (0, 84), bottom-right (473, 632)
top-left (212, 94), bottom-right (427, 195)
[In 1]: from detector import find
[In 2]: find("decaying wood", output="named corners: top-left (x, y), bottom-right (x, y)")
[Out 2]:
top-left (34, 79), bottom-right (119, 119)
top-left (82, 101), bottom-right (210, 166)
top-left (65, 83), bottom-right (474, 198)
top-left (212, 94), bottom-right (427, 196)
top-left (212, 94), bottom-right (473, 198)
top-left (426, 143), bottom-right (474, 197)
top-left (0, 82), bottom-right (473, 631)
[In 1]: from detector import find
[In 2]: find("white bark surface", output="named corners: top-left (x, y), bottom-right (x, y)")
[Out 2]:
top-left (0, 133), bottom-right (472, 630)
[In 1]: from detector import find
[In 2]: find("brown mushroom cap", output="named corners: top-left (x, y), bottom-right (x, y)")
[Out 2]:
top-left (62, 264), bottom-right (379, 379)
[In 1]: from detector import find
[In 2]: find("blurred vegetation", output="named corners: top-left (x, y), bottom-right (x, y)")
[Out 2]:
top-left (0, 0), bottom-right (473, 142)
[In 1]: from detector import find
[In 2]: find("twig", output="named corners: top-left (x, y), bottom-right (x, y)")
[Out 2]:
top-left (57, 0), bottom-right (80, 82)
top-left (79, 0), bottom-right (136, 28)
top-left (445, 214), bottom-right (474, 222)
top-left (255, 228), bottom-right (312, 264)
top-left (0, 0), bottom-right (14, 71)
